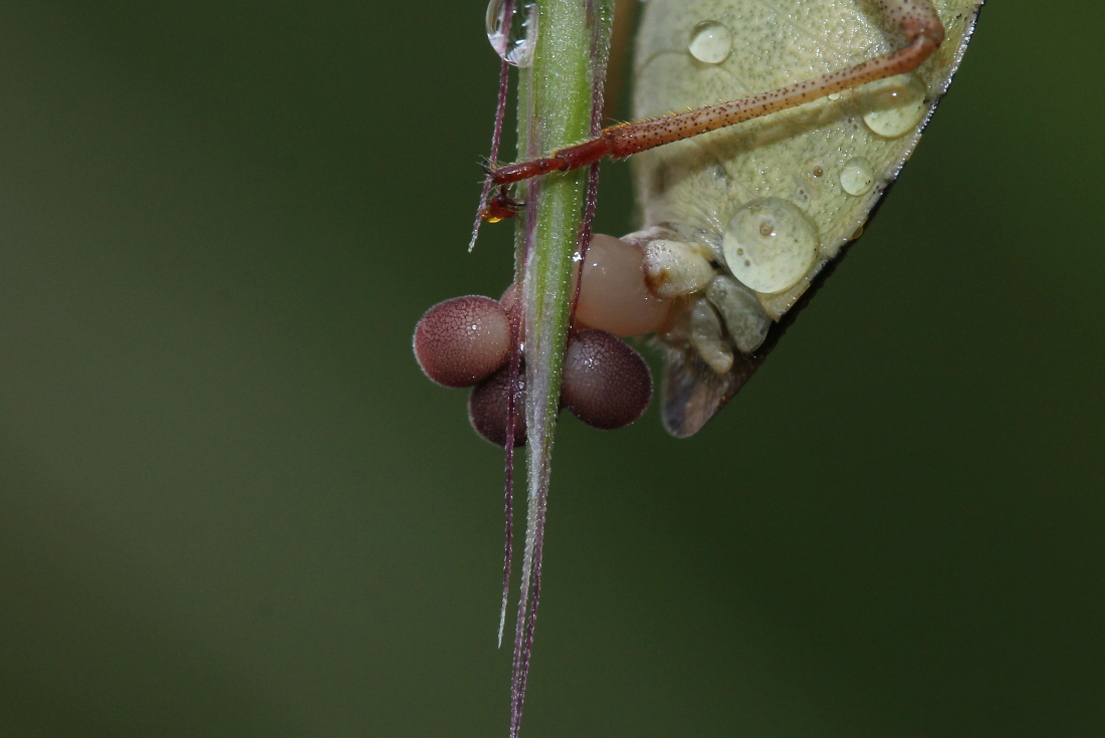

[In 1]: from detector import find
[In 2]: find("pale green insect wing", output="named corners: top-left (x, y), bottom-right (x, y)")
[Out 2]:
top-left (632, 0), bottom-right (983, 437)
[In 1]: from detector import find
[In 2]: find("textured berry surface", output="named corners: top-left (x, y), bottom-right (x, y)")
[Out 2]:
top-left (468, 364), bottom-right (527, 448)
top-left (562, 330), bottom-right (652, 430)
top-left (413, 296), bottom-right (511, 388)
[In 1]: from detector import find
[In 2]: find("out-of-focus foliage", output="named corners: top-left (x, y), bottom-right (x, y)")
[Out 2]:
top-left (0, 2), bottom-right (1100, 736)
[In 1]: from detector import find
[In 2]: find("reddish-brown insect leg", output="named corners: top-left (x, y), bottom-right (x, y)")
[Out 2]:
top-left (490, 138), bottom-right (612, 185)
top-left (487, 1), bottom-right (945, 190)
top-left (491, 158), bottom-right (565, 185)
top-left (601, 1), bottom-right (946, 159)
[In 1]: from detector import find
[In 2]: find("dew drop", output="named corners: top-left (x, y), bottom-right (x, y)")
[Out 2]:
top-left (688, 21), bottom-right (732, 64)
top-left (862, 74), bottom-right (927, 138)
top-left (722, 198), bottom-right (820, 294)
top-left (839, 157), bottom-right (875, 196)
top-left (486, 0), bottom-right (538, 67)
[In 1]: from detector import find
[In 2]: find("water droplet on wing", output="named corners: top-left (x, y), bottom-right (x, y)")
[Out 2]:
top-left (839, 157), bottom-right (875, 196)
top-left (688, 21), bottom-right (732, 64)
top-left (722, 198), bottom-right (820, 294)
top-left (862, 74), bottom-right (926, 138)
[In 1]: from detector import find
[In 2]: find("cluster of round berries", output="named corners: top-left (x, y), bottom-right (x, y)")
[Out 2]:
top-left (413, 234), bottom-right (674, 446)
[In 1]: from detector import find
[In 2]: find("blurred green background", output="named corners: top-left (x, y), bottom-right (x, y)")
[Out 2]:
top-left (0, 1), bottom-right (1101, 736)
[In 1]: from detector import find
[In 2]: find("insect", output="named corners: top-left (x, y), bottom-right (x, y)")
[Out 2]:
top-left (629, 0), bottom-right (982, 436)
top-left (419, 0), bottom-right (982, 441)
top-left (414, 0), bottom-right (982, 734)
top-left (473, 0), bottom-right (984, 437)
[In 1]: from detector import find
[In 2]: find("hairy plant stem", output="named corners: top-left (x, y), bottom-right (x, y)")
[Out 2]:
top-left (508, 1), bottom-right (613, 735)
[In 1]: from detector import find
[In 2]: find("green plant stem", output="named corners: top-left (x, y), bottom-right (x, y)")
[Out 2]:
top-left (509, 0), bottom-right (613, 733)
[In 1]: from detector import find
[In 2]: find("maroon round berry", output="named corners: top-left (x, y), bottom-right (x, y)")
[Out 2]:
top-left (499, 283), bottom-right (519, 314)
top-left (468, 364), bottom-right (527, 448)
top-left (413, 296), bottom-right (511, 388)
top-left (562, 330), bottom-right (652, 430)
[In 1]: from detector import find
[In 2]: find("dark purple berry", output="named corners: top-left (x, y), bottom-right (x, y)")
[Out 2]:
top-left (413, 296), bottom-right (510, 388)
top-left (562, 329), bottom-right (652, 430)
top-left (469, 364), bottom-right (527, 448)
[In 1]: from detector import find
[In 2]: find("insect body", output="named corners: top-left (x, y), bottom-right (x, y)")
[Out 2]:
top-left (630, 0), bottom-right (983, 435)
top-left (437, 0), bottom-right (982, 441)
top-left (415, 2), bottom-right (984, 734)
